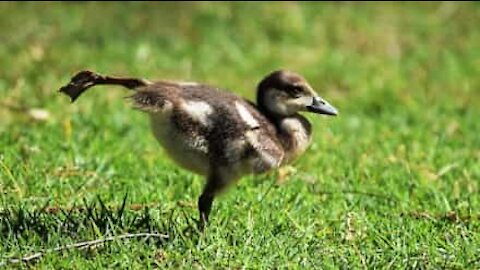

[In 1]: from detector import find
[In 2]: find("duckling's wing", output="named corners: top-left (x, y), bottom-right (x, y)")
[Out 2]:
top-left (205, 97), bottom-right (285, 174)
top-left (239, 102), bottom-right (285, 173)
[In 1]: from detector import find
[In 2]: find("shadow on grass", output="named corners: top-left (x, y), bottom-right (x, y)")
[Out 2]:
top-left (0, 194), bottom-right (202, 265)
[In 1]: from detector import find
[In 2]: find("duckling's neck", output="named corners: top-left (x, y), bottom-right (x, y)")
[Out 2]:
top-left (262, 110), bottom-right (313, 164)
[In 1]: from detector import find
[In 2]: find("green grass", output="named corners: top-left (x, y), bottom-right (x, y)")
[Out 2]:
top-left (1, 2), bottom-right (479, 268)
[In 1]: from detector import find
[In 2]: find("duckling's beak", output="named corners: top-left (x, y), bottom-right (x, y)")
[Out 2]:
top-left (307, 96), bottom-right (338, 116)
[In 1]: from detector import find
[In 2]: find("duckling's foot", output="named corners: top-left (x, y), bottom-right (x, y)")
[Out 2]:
top-left (197, 218), bottom-right (207, 232)
top-left (59, 70), bottom-right (102, 102)
top-left (59, 70), bottom-right (149, 102)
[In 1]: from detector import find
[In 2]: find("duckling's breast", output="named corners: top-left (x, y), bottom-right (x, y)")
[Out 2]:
top-left (278, 115), bottom-right (312, 164)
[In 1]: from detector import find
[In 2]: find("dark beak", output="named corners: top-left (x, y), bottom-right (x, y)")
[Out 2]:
top-left (306, 96), bottom-right (338, 116)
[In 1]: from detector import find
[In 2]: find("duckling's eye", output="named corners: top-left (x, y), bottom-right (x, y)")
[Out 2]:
top-left (288, 85), bottom-right (303, 98)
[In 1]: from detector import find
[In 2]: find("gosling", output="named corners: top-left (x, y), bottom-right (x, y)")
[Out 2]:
top-left (59, 70), bottom-right (338, 229)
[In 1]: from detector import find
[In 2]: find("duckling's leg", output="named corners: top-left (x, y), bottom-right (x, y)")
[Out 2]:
top-left (59, 70), bottom-right (150, 102)
top-left (198, 173), bottom-right (227, 230)
top-left (198, 184), bottom-right (214, 229)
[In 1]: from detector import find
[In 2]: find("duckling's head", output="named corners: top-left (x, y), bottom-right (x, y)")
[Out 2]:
top-left (257, 70), bottom-right (338, 117)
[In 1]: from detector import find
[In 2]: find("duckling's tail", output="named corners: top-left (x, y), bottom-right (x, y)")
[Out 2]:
top-left (59, 70), bottom-right (151, 102)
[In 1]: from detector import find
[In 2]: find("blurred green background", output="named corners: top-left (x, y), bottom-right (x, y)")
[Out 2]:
top-left (0, 2), bottom-right (479, 268)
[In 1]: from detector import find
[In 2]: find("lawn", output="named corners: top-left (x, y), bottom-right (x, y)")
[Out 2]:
top-left (1, 2), bottom-right (479, 268)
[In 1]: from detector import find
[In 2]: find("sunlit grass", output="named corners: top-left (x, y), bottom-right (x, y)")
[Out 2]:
top-left (1, 2), bottom-right (479, 268)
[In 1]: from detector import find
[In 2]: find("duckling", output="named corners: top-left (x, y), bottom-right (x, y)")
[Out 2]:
top-left (59, 70), bottom-right (338, 229)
